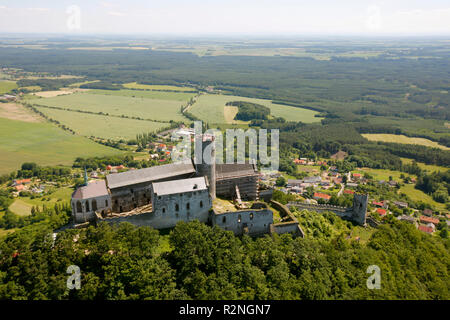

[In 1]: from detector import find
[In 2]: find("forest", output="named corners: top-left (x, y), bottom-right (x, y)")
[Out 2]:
top-left (0, 219), bottom-right (448, 299)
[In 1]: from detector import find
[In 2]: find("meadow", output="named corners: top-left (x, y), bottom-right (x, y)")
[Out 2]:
top-left (32, 91), bottom-right (191, 122)
top-left (89, 89), bottom-right (196, 101)
top-left (35, 107), bottom-right (168, 140)
top-left (190, 94), bottom-right (322, 124)
top-left (362, 134), bottom-right (449, 150)
top-left (9, 187), bottom-right (73, 216)
top-left (0, 80), bottom-right (17, 94)
top-left (400, 158), bottom-right (449, 173)
top-left (0, 117), bottom-right (121, 175)
top-left (123, 82), bottom-right (197, 92)
top-left (352, 167), bottom-right (447, 210)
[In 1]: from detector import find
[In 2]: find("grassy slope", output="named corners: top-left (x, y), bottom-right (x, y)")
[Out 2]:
top-left (0, 117), bottom-right (121, 175)
top-left (190, 94), bottom-right (322, 124)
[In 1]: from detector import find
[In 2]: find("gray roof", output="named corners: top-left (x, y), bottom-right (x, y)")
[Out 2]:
top-left (152, 176), bottom-right (208, 196)
top-left (106, 160), bottom-right (195, 189)
top-left (72, 180), bottom-right (109, 200)
top-left (215, 163), bottom-right (258, 180)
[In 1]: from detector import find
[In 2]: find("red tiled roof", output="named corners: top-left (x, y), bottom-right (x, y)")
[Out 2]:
top-left (418, 225), bottom-right (434, 234)
top-left (15, 184), bottom-right (24, 191)
top-left (419, 216), bottom-right (439, 225)
top-left (343, 189), bottom-right (355, 194)
top-left (377, 208), bottom-right (387, 216)
top-left (314, 192), bottom-right (331, 200)
top-left (372, 201), bottom-right (384, 207)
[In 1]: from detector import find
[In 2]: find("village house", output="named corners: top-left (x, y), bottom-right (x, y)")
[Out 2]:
top-left (393, 201), bottom-right (408, 209)
top-left (313, 192), bottom-right (331, 202)
top-left (418, 224), bottom-right (435, 234)
top-left (419, 215), bottom-right (440, 226)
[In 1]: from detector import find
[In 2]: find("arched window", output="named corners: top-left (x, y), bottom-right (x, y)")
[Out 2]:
top-left (222, 216), bottom-right (226, 223)
top-left (162, 208), bottom-right (166, 213)
top-left (238, 214), bottom-right (241, 223)
top-left (175, 204), bottom-right (179, 211)
top-left (92, 199), bottom-right (98, 211)
top-left (200, 201), bottom-right (203, 208)
top-left (186, 202), bottom-right (190, 210)
top-left (76, 201), bottom-right (82, 213)
top-left (105, 199), bottom-right (108, 207)
top-left (85, 201), bottom-right (90, 212)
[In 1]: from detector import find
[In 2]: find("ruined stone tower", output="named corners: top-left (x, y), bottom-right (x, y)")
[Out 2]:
top-left (351, 193), bottom-right (369, 226)
top-left (196, 134), bottom-right (216, 199)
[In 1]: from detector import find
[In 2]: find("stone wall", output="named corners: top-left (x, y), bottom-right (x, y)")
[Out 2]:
top-left (110, 182), bottom-right (152, 213)
top-left (72, 194), bottom-right (111, 223)
top-left (287, 193), bottom-right (369, 226)
top-left (152, 188), bottom-right (212, 229)
top-left (270, 200), bottom-right (305, 237)
top-left (211, 204), bottom-right (273, 236)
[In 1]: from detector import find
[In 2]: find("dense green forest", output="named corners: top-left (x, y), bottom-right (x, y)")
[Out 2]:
top-left (226, 101), bottom-right (271, 121)
top-left (0, 219), bottom-right (448, 299)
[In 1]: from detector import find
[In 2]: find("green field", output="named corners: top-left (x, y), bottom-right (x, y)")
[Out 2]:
top-left (353, 168), bottom-right (413, 181)
top-left (190, 94), bottom-right (322, 124)
top-left (89, 89), bottom-right (196, 101)
top-left (35, 107), bottom-right (168, 140)
top-left (362, 134), bottom-right (449, 150)
top-left (9, 187), bottom-right (73, 216)
top-left (401, 158), bottom-right (449, 172)
top-left (9, 199), bottom-right (33, 216)
top-left (0, 117), bottom-right (121, 174)
top-left (399, 184), bottom-right (447, 211)
top-left (0, 80), bottom-right (17, 94)
top-left (33, 91), bottom-right (191, 122)
top-left (123, 82), bottom-right (197, 92)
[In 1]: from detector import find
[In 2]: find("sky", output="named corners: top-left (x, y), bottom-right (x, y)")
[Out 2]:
top-left (0, 0), bottom-right (449, 36)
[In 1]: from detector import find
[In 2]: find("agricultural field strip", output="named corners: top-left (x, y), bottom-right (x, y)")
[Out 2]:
top-left (30, 91), bottom-right (192, 122)
top-left (190, 94), bottom-right (323, 124)
top-left (33, 106), bottom-right (168, 140)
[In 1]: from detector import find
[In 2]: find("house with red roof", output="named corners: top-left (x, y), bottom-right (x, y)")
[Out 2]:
top-left (372, 201), bottom-right (384, 207)
top-left (352, 173), bottom-right (362, 180)
top-left (343, 189), bottom-right (355, 195)
top-left (376, 208), bottom-right (387, 216)
top-left (313, 192), bottom-right (331, 201)
top-left (418, 225), bottom-right (434, 234)
top-left (419, 216), bottom-right (440, 226)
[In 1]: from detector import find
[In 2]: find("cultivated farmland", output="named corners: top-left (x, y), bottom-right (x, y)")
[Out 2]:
top-left (0, 117), bottom-right (121, 174)
top-left (35, 107), bottom-right (168, 140)
top-left (190, 94), bottom-right (322, 124)
top-left (32, 90), bottom-right (192, 122)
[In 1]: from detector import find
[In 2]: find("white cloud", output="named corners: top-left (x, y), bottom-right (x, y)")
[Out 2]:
top-left (366, 5), bottom-right (382, 31)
